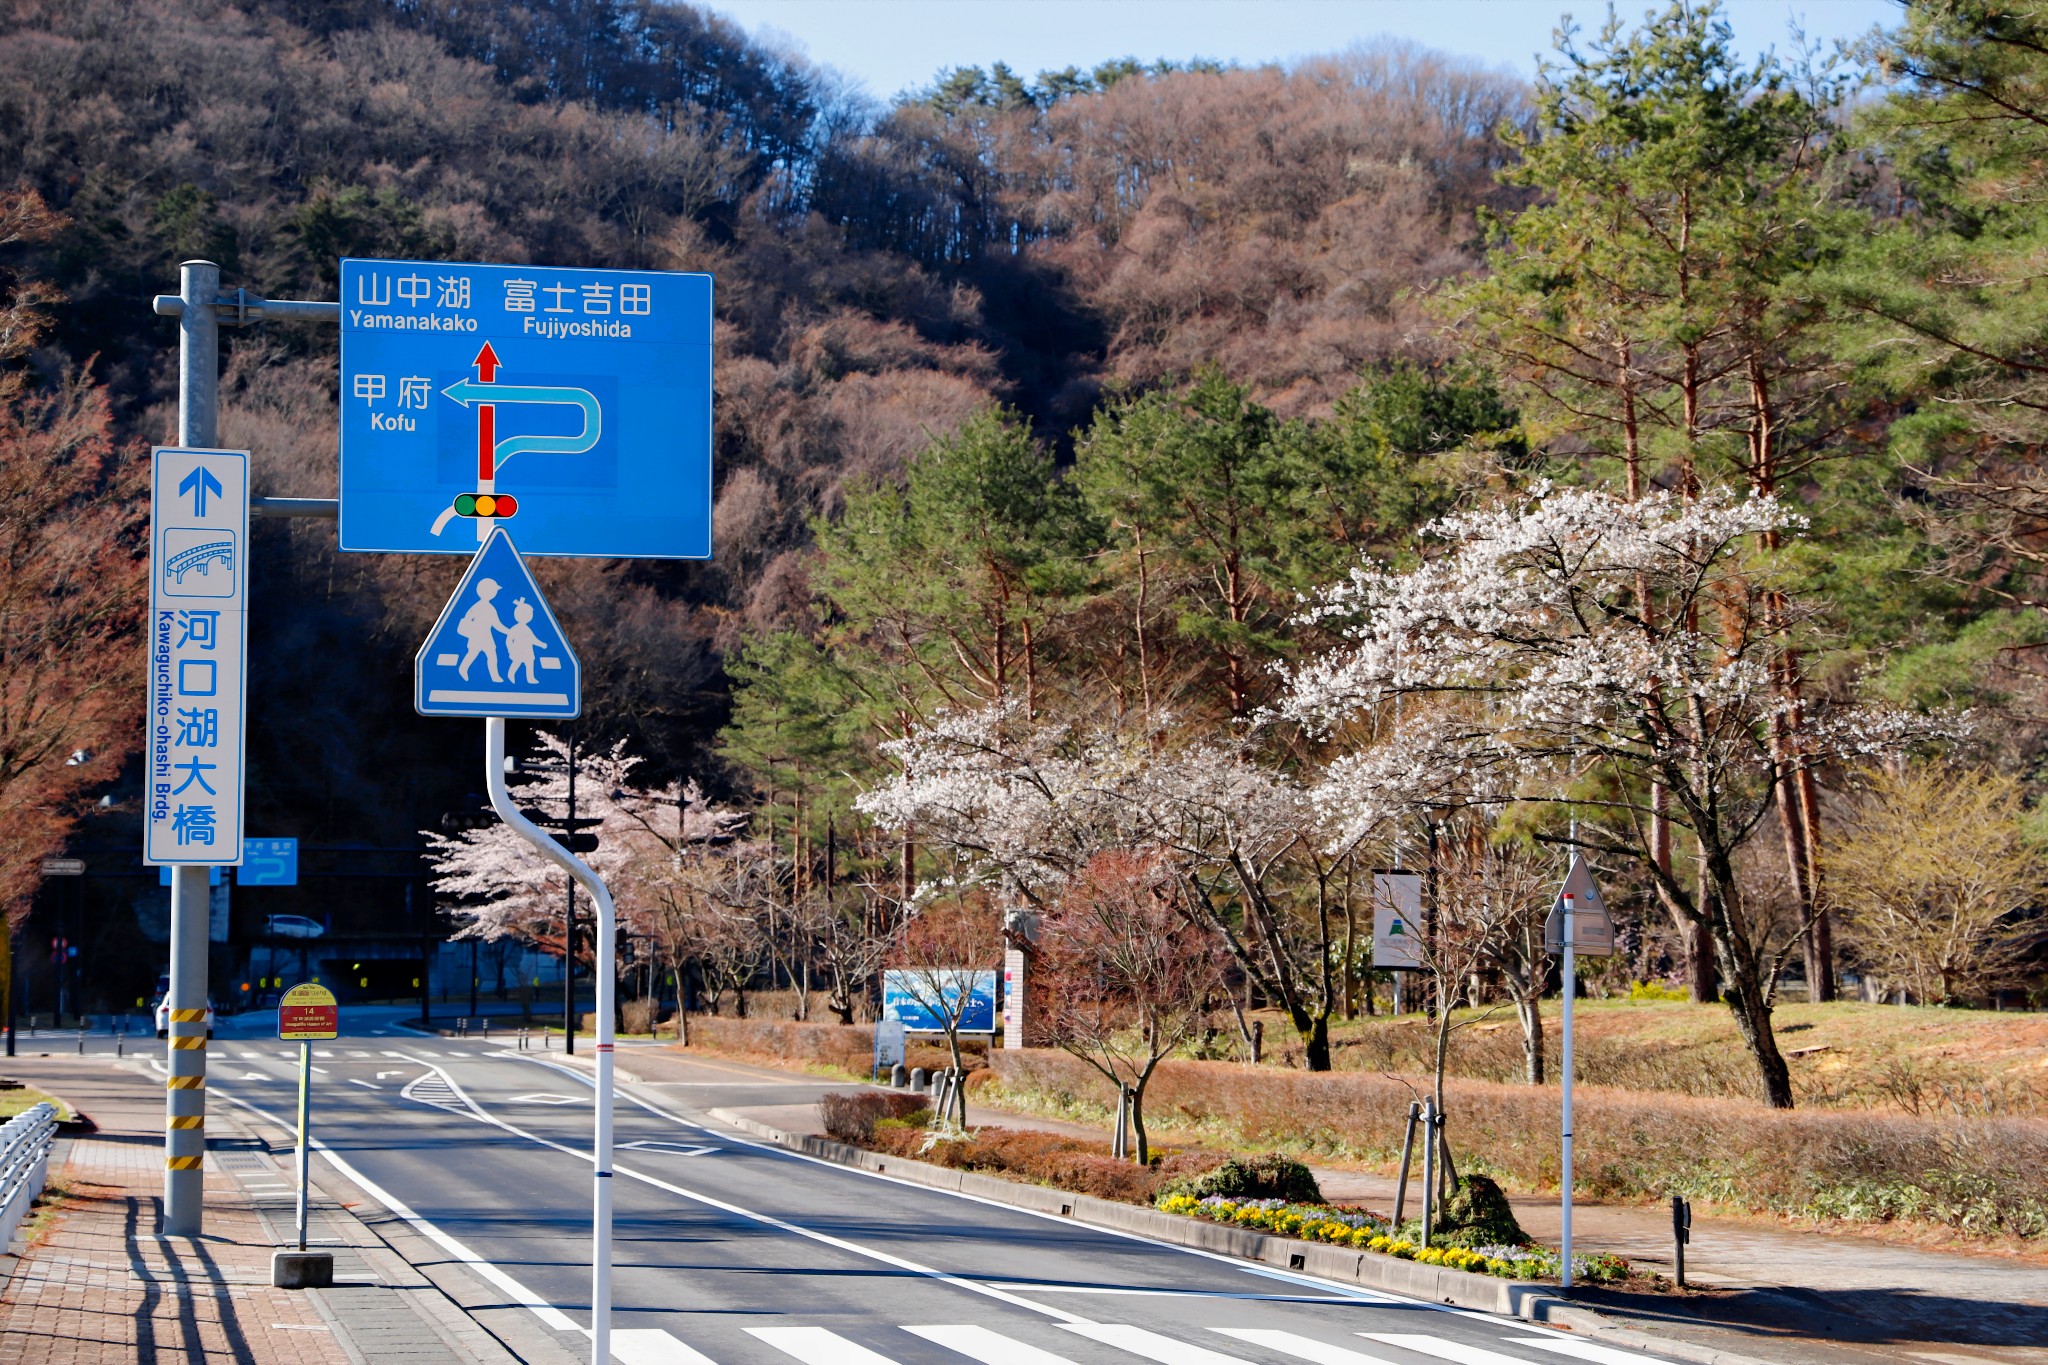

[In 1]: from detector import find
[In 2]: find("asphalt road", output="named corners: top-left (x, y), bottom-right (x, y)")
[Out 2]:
top-left (186, 1007), bottom-right (1669, 1365)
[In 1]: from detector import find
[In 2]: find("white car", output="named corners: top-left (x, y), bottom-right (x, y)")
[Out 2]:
top-left (265, 914), bottom-right (325, 938)
top-left (154, 996), bottom-right (215, 1039)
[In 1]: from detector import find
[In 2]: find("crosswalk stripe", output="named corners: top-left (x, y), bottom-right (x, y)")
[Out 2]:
top-left (1216, 1328), bottom-right (1403, 1364)
top-left (1365, 1335), bottom-right (1537, 1365)
top-left (1508, 1339), bottom-right (1661, 1365)
top-left (1059, 1324), bottom-right (1256, 1364)
top-left (747, 1326), bottom-right (899, 1363)
top-left (905, 1324), bottom-right (1080, 1363)
top-left (601, 1327), bottom-right (719, 1365)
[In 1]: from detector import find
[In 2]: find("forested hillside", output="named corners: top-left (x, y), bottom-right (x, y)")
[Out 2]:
top-left (0, 0), bottom-right (1522, 830)
top-left (6, 0), bottom-right (2048, 1094)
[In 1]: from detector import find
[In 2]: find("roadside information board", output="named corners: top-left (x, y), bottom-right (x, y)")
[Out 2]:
top-left (1544, 853), bottom-right (1616, 956)
top-left (880, 969), bottom-right (997, 1033)
top-left (1371, 870), bottom-right (1425, 969)
top-left (338, 258), bottom-right (712, 560)
top-left (146, 447), bottom-right (249, 866)
top-left (278, 982), bottom-right (339, 1041)
top-left (415, 529), bottom-right (581, 719)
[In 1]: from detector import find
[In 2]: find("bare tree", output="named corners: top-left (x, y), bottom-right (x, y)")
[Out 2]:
top-left (1823, 763), bottom-right (2047, 1005)
top-left (1039, 850), bottom-right (1228, 1163)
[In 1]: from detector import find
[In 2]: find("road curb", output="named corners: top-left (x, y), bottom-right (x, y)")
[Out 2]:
top-left (707, 1108), bottom-right (1786, 1365)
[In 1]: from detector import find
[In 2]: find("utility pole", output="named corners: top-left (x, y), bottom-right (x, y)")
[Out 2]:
top-left (164, 259), bottom-right (220, 1235)
top-left (149, 262), bottom-right (340, 1236)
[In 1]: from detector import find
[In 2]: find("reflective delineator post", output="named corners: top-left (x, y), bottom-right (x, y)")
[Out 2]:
top-left (486, 718), bottom-right (613, 1365)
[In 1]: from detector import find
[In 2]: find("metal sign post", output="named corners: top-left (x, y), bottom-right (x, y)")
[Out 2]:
top-left (485, 718), bottom-right (614, 1365)
top-left (146, 260), bottom-right (342, 1235)
top-left (1546, 851), bottom-right (1613, 1288)
top-left (275, 981), bottom-right (338, 1288)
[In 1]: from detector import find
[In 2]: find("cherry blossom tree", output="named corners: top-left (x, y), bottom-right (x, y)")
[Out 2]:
top-left (856, 706), bottom-right (1414, 1071)
top-left (426, 737), bottom-right (750, 1028)
top-left (1285, 484), bottom-right (1945, 1108)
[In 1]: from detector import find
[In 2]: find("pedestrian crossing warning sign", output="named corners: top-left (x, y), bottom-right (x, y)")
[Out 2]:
top-left (415, 527), bottom-right (581, 719)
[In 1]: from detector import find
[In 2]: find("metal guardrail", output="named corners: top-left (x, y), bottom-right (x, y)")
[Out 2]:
top-left (0, 1102), bottom-right (59, 1253)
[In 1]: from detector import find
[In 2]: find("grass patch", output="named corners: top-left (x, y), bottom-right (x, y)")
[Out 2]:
top-left (1285, 999), bottom-right (2048, 1117)
top-left (987, 1050), bottom-right (2048, 1240)
top-left (0, 1084), bottom-right (74, 1123)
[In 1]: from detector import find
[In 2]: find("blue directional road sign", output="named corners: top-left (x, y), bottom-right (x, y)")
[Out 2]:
top-left (338, 258), bottom-right (711, 560)
top-left (416, 529), bottom-right (580, 719)
top-left (241, 838), bottom-right (300, 887)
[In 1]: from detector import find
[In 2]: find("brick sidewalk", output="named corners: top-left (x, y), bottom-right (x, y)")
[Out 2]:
top-left (0, 1056), bottom-right (523, 1365)
top-left (0, 1117), bottom-right (349, 1363)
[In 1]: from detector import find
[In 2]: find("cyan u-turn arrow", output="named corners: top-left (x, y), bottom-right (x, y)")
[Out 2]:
top-left (441, 378), bottom-right (602, 468)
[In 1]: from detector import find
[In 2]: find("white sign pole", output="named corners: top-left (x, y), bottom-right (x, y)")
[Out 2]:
top-left (1559, 888), bottom-right (1575, 1289)
top-left (486, 718), bottom-right (613, 1364)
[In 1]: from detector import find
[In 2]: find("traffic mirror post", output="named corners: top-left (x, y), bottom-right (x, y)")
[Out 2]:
top-left (487, 717), bottom-right (615, 1365)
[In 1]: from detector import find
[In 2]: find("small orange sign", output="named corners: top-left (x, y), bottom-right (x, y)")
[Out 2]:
top-left (278, 982), bottom-right (338, 1041)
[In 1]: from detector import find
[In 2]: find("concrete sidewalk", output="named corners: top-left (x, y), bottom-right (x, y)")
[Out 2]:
top-left (0, 1055), bottom-right (522, 1365)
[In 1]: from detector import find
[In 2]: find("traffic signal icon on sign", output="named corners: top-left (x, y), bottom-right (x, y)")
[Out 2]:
top-left (453, 493), bottom-right (518, 518)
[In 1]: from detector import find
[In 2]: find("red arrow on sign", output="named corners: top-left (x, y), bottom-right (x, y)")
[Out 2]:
top-left (473, 343), bottom-right (500, 481)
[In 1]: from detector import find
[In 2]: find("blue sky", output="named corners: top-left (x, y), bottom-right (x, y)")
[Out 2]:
top-left (705, 1), bottom-right (1899, 101)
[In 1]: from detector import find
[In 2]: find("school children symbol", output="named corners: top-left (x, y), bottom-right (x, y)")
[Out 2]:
top-left (415, 528), bottom-right (581, 719)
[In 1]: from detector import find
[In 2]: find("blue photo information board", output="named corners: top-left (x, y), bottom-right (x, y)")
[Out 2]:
top-left (338, 259), bottom-right (712, 559)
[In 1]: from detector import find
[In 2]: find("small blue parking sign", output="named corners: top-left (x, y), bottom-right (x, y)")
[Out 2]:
top-left (338, 258), bottom-right (711, 559)
top-left (416, 529), bottom-right (580, 719)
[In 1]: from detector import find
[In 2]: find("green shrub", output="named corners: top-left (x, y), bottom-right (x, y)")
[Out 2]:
top-left (1437, 1175), bottom-right (1526, 1248)
top-left (820, 1091), bottom-right (928, 1143)
top-left (1161, 1152), bottom-right (1322, 1203)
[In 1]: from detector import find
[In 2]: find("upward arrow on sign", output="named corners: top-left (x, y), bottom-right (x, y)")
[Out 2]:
top-left (179, 466), bottom-right (223, 516)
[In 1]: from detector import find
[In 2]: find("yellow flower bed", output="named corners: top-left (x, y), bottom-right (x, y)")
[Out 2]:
top-left (1156, 1194), bottom-right (1525, 1278)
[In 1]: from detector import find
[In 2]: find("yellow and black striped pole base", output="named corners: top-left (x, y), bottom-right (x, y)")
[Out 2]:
top-left (164, 1008), bottom-right (206, 1219)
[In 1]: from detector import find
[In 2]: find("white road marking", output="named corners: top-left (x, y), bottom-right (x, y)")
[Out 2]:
top-left (237, 1051), bottom-right (261, 1059)
top-left (1060, 1324), bottom-right (1256, 1363)
top-left (1508, 1339), bottom-right (1665, 1365)
top-left (905, 1324), bottom-right (1081, 1363)
top-left (1367, 1336), bottom-right (1541, 1365)
top-left (348, 1078), bottom-right (380, 1090)
top-left (508, 1092), bottom-right (583, 1105)
top-left (203, 1085), bottom-right (577, 1331)
top-left (1002, 1286), bottom-right (1349, 1302)
top-left (747, 1326), bottom-right (901, 1363)
top-left (386, 1052), bottom-right (1091, 1326)
top-left (1219, 1328), bottom-right (1404, 1363)
top-left (375, 1070), bottom-right (411, 1080)
top-left (595, 1327), bottom-right (719, 1364)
